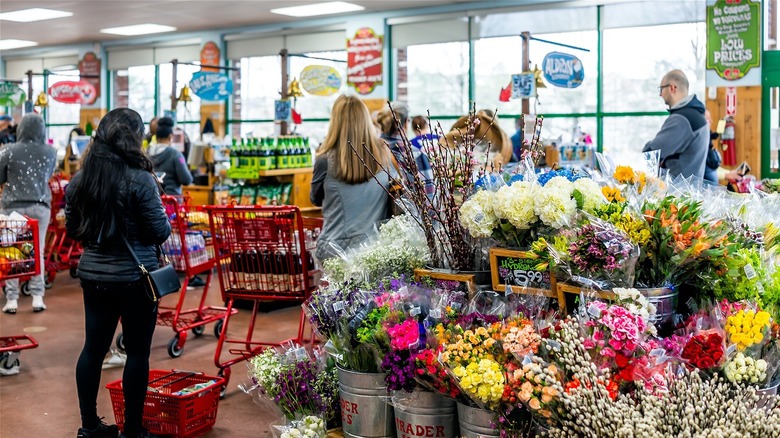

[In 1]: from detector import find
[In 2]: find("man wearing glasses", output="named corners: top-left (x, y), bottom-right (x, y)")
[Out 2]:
top-left (643, 69), bottom-right (708, 180)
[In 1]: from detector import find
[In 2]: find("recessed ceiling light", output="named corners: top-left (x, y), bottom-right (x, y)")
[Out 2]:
top-left (100, 23), bottom-right (176, 36)
top-left (0, 8), bottom-right (73, 22)
top-left (0, 39), bottom-right (39, 50)
top-left (270, 1), bottom-right (364, 17)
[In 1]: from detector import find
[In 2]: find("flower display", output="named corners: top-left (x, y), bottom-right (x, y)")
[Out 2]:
top-left (572, 177), bottom-right (607, 212)
top-left (581, 302), bottom-right (650, 362)
top-left (452, 358), bottom-right (506, 409)
top-left (534, 180), bottom-right (577, 229)
top-left (499, 317), bottom-right (541, 357)
top-left (537, 168), bottom-right (583, 186)
top-left (724, 352), bottom-right (768, 384)
top-left (505, 357), bottom-right (561, 421)
top-left (413, 348), bottom-right (461, 398)
top-left (612, 288), bottom-right (657, 325)
top-left (279, 416), bottom-right (327, 438)
top-left (459, 189), bottom-right (498, 238)
top-left (601, 186), bottom-right (625, 203)
top-left (492, 182), bottom-right (538, 231)
top-left (250, 348), bottom-right (282, 395)
top-left (387, 319), bottom-right (421, 350)
top-left (726, 309), bottom-right (771, 351)
top-left (565, 219), bottom-right (639, 288)
top-left (440, 324), bottom-right (501, 365)
top-left (681, 331), bottom-right (725, 370)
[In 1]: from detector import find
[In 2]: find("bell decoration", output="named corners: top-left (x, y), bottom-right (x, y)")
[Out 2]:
top-left (287, 78), bottom-right (304, 98)
top-left (177, 85), bottom-right (193, 103)
top-left (34, 91), bottom-right (49, 107)
top-left (533, 64), bottom-right (546, 89)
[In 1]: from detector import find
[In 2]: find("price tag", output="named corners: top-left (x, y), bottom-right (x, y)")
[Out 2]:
top-left (409, 306), bottom-right (421, 317)
top-left (333, 301), bottom-right (345, 312)
top-left (744, 264), bottom-right (757, 280)
top-left (649, 348), bottom-right (665, 357)
top-left (726, 344), bottom-right (737, 357)
top-left (429, 308), bottom-right (442, 319)
top-left (587, 304), bottom-right (601, 318)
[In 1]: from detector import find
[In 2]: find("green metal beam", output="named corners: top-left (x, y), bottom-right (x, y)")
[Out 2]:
top-left (596, 5), bottom-right (603, 153)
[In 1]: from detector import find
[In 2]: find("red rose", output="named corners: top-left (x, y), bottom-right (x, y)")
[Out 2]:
top-left (697, 357), bottom-right (715, 369)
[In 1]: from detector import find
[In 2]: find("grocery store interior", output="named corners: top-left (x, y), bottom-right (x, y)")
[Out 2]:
top-left (1, 0), bottom-right (780, 437)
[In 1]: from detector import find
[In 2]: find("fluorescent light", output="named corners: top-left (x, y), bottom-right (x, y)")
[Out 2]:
top-left (100, 23), bottom-right (176, 36)
top-left (0, 8), bottom-right (73, 22)
top-left (0, 39), bottom-right (39, 50)
top-left (271, 1), bottom-right (364, 17)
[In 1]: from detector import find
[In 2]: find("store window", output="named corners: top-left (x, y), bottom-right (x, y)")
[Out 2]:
top-left (47, 68), bottom-right (82, 145)
top-left (112, 65), bottom-right (156, 123)
top-left (159, 62), bottom-right (202, 140)
top-left (602, 116), bottom-right (665, 166)
top-left (403, 41), bottom-right (469, 117)
top-left (234, 55), bottom-right (280, 137)
top-left (289, 50), bottom-right (347, 144)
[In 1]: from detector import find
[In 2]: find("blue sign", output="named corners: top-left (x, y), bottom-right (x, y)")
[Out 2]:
top-left (542, 52), bottom-right (584, 89)
top-left (189, 72), bottom-right (233, 101)
top-left (274, 100), bottom-right (291, 122)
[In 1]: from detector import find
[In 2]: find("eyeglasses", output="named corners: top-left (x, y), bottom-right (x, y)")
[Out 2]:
top-left (658, 84), bottom-right (671, 93)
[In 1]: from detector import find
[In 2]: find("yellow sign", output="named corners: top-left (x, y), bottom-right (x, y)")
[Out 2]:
top-left (299, 65), bottom-right (342, 97)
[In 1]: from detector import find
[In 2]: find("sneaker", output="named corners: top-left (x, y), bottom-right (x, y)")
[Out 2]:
top-left (188, 276), bottom-right (206, 287)
top-left (2, 299), bottom-right (17, 314)
top-left (102, 349), bottom-right (127, 370)
top-left (32, 295), bottom-right (46, 312)
top-left (77, 419), bottom-right (119, 438)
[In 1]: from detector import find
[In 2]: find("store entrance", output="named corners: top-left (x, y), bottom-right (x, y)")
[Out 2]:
top-left (762, 50), bottom-right (780, 178)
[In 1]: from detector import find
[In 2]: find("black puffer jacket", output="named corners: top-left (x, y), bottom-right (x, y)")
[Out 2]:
top-left (65, 168), bottom-right (171, 282)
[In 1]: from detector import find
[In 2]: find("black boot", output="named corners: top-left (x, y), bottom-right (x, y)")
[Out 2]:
top-left (76, 419), bottom-right (119, 438)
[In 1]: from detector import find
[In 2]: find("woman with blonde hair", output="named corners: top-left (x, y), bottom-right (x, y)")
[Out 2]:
top-left (310, 95), bottom-right (394, 260)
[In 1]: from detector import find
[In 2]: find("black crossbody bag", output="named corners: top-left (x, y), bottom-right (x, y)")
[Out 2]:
top-left (121, 235), bottom-right (180, 302)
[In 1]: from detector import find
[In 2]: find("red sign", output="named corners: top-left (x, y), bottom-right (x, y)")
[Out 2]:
top-left (726, 86), bottom-right (737, 116)
top-left (347, 27), bottom-right (383, 95)
top-left (78, 52), bottom-right (101, 101)
top-left (49, 80), bottom-right (98, 105)
top-left (200, 42), bottom-right (220, 73)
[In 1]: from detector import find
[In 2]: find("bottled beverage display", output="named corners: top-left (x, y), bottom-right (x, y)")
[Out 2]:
top-left (226, 135), bottom-right (312, 179)
top-left (226, 245), bottom-right (317, 294)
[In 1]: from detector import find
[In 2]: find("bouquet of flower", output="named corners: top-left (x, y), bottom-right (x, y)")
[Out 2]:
top-left (276, 416), bottom-right (327, 438)
top-left (725, 307), bottom-right (771, 352)
top-left (680, 327), bottom-right (726, 372)
top-left (504, 357), bottom-right (562, 424)
top-left (499, 316), bottom-right (541, 358)
top-left (724, 352), bottom-right (768, 385)
top-left (382, 318), bottom-right (423, 392)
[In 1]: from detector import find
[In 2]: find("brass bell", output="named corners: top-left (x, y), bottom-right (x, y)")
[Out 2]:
top-left (177, 85), bottom-right (192, 103)
top-left (34, 91), bottom-right (48, 107)
top-left (287, 77), bottom-right (304, 98)
top-left (533, 64), bottom-right (546, 89)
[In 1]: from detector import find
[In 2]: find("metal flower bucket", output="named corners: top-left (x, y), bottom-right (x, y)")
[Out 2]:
top-left (756, 380), bottom-right (780, 410)
top-left (637, 287), bottom-right (678, 326)
top-left (338, 367), bottom-right (395, 438)
top-left (456, 402), bottom-right (499, 438)
top-left (392, 389), bottom-right (458, 438)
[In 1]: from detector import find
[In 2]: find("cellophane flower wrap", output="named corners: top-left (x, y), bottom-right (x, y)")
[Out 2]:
top-left (275, 415), bottom-right (327, 438)
top-left (678, 310), bottom-right (727, 372)
top-left (504, 356), bottom-right (562, 425)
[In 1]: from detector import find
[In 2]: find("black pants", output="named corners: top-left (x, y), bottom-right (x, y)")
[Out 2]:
top-left (76, 279), bottom-right (157, 436)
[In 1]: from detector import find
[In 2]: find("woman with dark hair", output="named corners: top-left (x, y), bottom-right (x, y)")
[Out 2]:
top-left (66, 108), bottom-right (171, 438)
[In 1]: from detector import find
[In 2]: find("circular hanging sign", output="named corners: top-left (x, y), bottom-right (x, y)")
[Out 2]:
top-left (48, 80), bottom-right (98, 105)
top-left (541, 52), bottom-right (584, 89)
top-left (299, 65), bottom-right (342, 96)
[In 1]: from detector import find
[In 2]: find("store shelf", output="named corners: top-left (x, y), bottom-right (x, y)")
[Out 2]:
top-left (257, 167), bottom-right (313, 177)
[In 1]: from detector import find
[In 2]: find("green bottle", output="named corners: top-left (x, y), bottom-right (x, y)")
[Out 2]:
top-left (230, 137), bottom-right (240, 170)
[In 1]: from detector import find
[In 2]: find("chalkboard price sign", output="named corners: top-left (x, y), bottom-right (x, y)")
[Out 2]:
top-left (490, 248), bottom-right (556, 297)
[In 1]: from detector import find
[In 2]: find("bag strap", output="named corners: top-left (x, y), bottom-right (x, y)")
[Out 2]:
top-left (120, 234), bottom-right (148, 275)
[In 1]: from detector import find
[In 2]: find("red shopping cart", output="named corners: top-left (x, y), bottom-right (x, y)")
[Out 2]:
top-left (116, 196), bottom-right (236, 358)
top-left (206, 205), bottom-right (321, 394)
top-left (39, 174), bottom-right (82, 290)
top-left (0, 215), bottom-right (41, 374)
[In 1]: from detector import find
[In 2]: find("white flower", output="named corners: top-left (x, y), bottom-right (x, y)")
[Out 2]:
top-left (534, 184), bottom-right (577, 229)
top-left (459, 190), bottom-right (498, 238)
top-left (573, 178), bottom-right (607, 212)
top-left (492, 182), bottom-right (538, 230)
top-left (544, 176), bottom-right (575, 195)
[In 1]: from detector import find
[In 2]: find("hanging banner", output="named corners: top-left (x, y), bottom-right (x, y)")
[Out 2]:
top-left (347, 27), bottom-right (383, 95)
top-left (274, 100), bottom-right (291, 122)
top-left (0, 82), bottom-right (26, 106)
top-left (511, 73), bottom-right (536, 99)
top-left (78, 52), bottom-right (101, 100)
top-left (300, 65), bottom-right (342, 96)
top-left (541, 52), bottom-right (584, 89)
top-left (706, 0), bottom-right (760, 83)
top-left (200, 41), bottom-right (221, 73)
top-left (49, 80), bottom-right (98, 105)
top-left (189, 71), bottom-right (233, 101)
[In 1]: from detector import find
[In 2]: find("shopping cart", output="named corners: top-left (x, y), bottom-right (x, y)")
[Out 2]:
top-left (38, 174), bottom-right (82, 291)
top-left (206, 205), bottom-right (321, 394)
top-left (0, 215), bottom-right (41, 375)
top-left (116, 196), bottom-right (236, 358)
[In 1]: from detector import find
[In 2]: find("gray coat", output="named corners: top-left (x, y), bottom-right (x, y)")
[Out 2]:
top-left (0, 114), bottom-right (57, 209)
top-left (310, 153), bottom-right (392, 261)
top-left (643, 94), bottom-right (709, 180)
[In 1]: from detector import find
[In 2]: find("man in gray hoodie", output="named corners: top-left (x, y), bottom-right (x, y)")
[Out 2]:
top-left (643, 69), bottom-right (709, 180)
top-left (0, 113), bottom-right (57, 313)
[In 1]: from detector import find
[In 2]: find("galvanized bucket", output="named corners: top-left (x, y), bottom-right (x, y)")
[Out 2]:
top-left (392, 389), bottom-right (458, 438)
top-left (338, 367), bottom-right (394, 438)
top-left (756, 381), bottom-right (780, 410)
top-left (638, 287), bottom-right (678, 326)
top-left (456, 402), bottom-right (498, 438)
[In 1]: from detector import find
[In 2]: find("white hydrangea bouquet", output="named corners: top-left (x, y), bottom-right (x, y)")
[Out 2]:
top-left (277, 415), bottom-right (326, 438)
top-left (459, 172), bottom-right (607, 249)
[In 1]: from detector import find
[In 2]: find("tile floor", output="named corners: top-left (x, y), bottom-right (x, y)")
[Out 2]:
top-left (0, 271), bottom-right (303, 437)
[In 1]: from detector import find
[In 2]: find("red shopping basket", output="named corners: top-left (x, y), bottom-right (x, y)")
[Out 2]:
top-left (107, 370), bottom-right (225, 438)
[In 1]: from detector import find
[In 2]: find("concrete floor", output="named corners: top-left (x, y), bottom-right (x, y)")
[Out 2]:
top-left (0, 271), bottom-right (303, 437)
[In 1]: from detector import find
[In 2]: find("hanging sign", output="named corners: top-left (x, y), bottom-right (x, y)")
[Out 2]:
top-left (0, 82), bottom-right (26, 106)
top-left (189, 71), bottom-right (233, 101)
top-left (706, 0), bottom-right (761, 81)
top-left (200, 41), bottom-right (221, 73)
top-left (300, 65), bottom-right (342, 96)
top-left (542, 52), bottom-right (584, 89)
top-left (346, 27), bottom-right (383, 95)
top-left (511, 73), bottom-right (536, 99)
top-left (274, 100), bottom-right (291, 122)
top-left (726, 86), bottom-right (737, 116)
top-left (48, 80), bottom-right (98, 105)
top-left (78, 52), bottom-right (101, 100)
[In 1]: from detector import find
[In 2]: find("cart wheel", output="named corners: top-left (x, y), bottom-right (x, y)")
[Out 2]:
top-left (192, 325), bottom-right (205, 337)
top-left (217, 369), bottom-right (228, 399)
top-left (1, 352), bottom-right (20, 370)
top-left (21, 282), bottom-right (31, 296)
top-left (214, 319), bottom-right (224, 339)
top-left (115, 333), bottom-right (125, 352)
top-left (44, 278), bottom-right (53, 289)
top-left (167, 337), bottom-right (183, 358)
top-left (69, 267), bottom-right (78, 278)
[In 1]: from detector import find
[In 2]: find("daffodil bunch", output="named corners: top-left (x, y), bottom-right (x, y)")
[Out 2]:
top-left (726, 309), bottom-right (771, 351)
top-left (452, 358), bottom-right (506, 409)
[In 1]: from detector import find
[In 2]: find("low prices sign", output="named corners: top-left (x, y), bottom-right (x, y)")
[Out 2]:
top-left (0, 82), bottom-right (26, 106)
top-left (48, 80), bottom-right (98, 105)
top-left (189, 71), bottom-right (233, 101)
top-left (706, 0), bottom-right (761, 81)
top-left (347, 27), bottom-right (383, 95)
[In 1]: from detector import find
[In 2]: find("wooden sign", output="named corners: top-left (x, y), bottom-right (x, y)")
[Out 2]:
top-left (489, 248), bottom-right (555, 298)
top-left (414, 268), bottom-right (476, 295)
